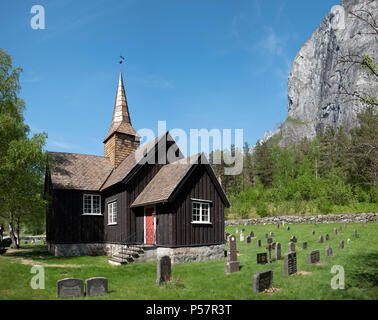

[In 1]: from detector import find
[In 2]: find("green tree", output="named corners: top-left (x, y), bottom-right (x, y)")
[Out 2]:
top-left (0, 49), bottom-right (48, 248)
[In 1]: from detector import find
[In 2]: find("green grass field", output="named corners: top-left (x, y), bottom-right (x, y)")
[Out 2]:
top-left (0, 222), bottom-right (377, 300)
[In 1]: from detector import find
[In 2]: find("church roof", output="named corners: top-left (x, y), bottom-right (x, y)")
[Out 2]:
top-left (130, 153), bottom-right (205, 207)
top-left (48, 152), bottom-right (113, 191)
top-left (103, 71), bottom-right (138, 142)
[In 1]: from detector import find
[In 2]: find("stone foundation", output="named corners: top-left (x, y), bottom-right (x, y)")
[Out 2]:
top-left (47, 243), bottom-right (106, 257)
top-left (157, 244), bottom-right (225, 265)
top-left (47, 242), bottom-right (225, 265)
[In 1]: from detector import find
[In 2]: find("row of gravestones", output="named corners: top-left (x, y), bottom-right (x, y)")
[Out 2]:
top-left (57, 277), bottom-right (108, 298)
top-left (230, 224), bottom-right (362, 293)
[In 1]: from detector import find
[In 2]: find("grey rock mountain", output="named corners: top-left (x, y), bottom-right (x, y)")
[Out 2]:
top-left (264, 0), bottom-right (377, 147)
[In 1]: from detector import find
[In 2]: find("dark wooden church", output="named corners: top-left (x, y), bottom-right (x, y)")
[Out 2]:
top-left (45, 70), bottom-right (230, 265)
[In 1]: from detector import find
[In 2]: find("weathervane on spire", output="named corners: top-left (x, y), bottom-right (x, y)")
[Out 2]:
top-left (119, 55), bottom-right (125, 65)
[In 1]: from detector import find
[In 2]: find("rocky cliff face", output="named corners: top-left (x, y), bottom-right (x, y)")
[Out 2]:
top-left (277, 0), bottom-right (377, 147)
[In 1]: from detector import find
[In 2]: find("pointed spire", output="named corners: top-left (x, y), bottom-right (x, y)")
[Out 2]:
top-left (104, 70), bottom-right (138, 143)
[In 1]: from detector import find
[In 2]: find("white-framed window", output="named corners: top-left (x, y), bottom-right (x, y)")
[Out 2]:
top-left (192, 201), bottom-right (210, 223)
top-left (108, 201), bottom-right (117, 225)
top-left (83, 194), bottom-right (101, 215)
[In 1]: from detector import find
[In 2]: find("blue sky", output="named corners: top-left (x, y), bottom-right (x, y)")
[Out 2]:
top-left (0, 0), bottom-right (340, 156)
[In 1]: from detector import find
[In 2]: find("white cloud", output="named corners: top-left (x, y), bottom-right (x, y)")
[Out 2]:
top-left (258, 27), bottom-right (285, 56)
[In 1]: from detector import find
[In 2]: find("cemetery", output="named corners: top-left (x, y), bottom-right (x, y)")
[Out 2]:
top-left (0, 221), bottom-right (377, 299)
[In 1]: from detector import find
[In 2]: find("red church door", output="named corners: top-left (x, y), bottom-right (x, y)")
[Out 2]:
top-left (145, 207), bottom-right (155, 244)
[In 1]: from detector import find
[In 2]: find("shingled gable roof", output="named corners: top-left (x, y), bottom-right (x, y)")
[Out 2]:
top-left (48, 152), bottom-right (112, 191)
top-left (100, 131), bottom-right (173, 191)
top-left (130, 153), bottom-right (230, 208)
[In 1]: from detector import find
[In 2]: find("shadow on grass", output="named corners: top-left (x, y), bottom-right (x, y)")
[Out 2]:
top-left (4, 245), bottom-right (55, 261)
top-left (346, 252), bottom-right (378, 288)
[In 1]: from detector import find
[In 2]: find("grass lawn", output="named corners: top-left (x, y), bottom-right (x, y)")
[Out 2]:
top-left (0, 222), bottom-right (377, 300)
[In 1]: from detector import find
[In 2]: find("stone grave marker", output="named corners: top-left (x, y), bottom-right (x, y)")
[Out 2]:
top-left (347, 238), bottom-right (351, 244)
top-left (333, 228), bottom-right (337, 235)
top-left (302, 242), bottom-right (307, 249)
top-left (257, 252), bottom-right (268, 264)
top-left (344, 223), bottom-right (347, 229)
top-left (324, 246), bottom-right (333, 257)
top-left (249, 231), bottom-right (254, 238)
top-left (225, 235), bottom-right (239, 274)
top-left (253, 270), bottom-right (273, 293)
top-left (284, 252), bottom-right (297, 275)
top-left (156, 256), bottom-right (172, 285)
top-left (257, 239), bottom-right (262, 247)
top-left (269, 232), bottom-right (274, 237)
top-left (57, 278), bottom-right (84, 298)
top-left (286, 226), bottom-right (290, 231)
top-left (265, 233), bottom-right (269, 239)
top-left (290, 236), bottom-right (297, 243)
top-left (339, 240), bottom-right (344, 249)
top-left (240, 232), bottom-right (244, 242)
top-left (277, 223), bottom-right (280, 230)
top-left (325, 234), bottom-right (330, 241)
top-left (271, 242), bottom-right (276, 250)
top-left (235, 228), bottom-right (239, 234)
top-left (307, 250), bottom-right (320, 264)
top-left (353, 229), bottom-right (358, 238)
top-left (319, 235), bottom-right (324, 243)
top-left (241, 228), bottom-right (245, 232)
top-left (85, 277), bottom-right (108, 297)
top-left (266, 238), bottom-right (273, 245)
top-left (339, 226), bottom-right (342, 232)
top-left (288, 242), bottom-right (296, 252)
top-left (312, 230), bottom-right (315, 236)
top-left (275, 242), bottom-right (281, 260)
top-left (245, 236), bottom-right (251, 244)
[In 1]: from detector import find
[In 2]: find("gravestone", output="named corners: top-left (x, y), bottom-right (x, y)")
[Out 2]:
top-left (156, 256), bottom-right (172, 285)
top-left (245, 236), bottom-right (251, 244)
top-left (253, 270), bottom-right (273, 293)
top-left (325, 234), bottom-right (330, 241)
top-left (277, 223), bottom-right (280, 230)
top-left (265, 233), bottom-right (269, 239)
top-left (290, 236), bottom-right (297, 243)
top-left (57, 278), bottom-right (84, 297)
top-left (241, 228), bottom-right (245, 232)
top-left (324, 246), bottom-right (333, 257)
top-left (85, 277), bottom-right (108, 297)
top-left (284, 252), bottom-right (297, 275)
top-left (344, 223), bottom-right (347, 229)
top-left (312, 230), bottom-right (315, 236)
top-left (307, 250), bottom-right (320, 264)
top-left (257, 252), bottom-right (268, 264)
top-left (288, 242), bottom-right (296, 252)
top-left (275, 242), bottom-right (281, 260)
top-left (287, 226), bottom-right (290, 231)
top-left (257, 239), bottom-right (262, 247)
top-left (240, 232), bottom-right (244, 242)
top-left (235, 228), bottom-right (239, 234)
top-left (319, 235), bottom-right (324, 243)
top-left (339, 226), bottom-right (342, 232)
top-left (266, 238), bottom-right (273, 245)
top-left (339, 240), bottom-right (344, 249)
top-left (302, 242), bottom-right (307, 249)
top-left (347, 238), bottom-right (351, 244)
top-left (353, 229), bottom-right (358, 238)
top-left (269, 232), bottom-right (274, 237)
top-left (333, 228), bottom-right (337, 235)
top-left (271, 242), bottom-right (276, 250)
top-left (249, 231), bottom-right (254, 238)
top-left (225, 235), bottom-right (239, 274)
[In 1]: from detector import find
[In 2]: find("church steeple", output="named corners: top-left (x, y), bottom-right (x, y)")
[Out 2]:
top-left (104, 68), bottom-right (139, 168)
